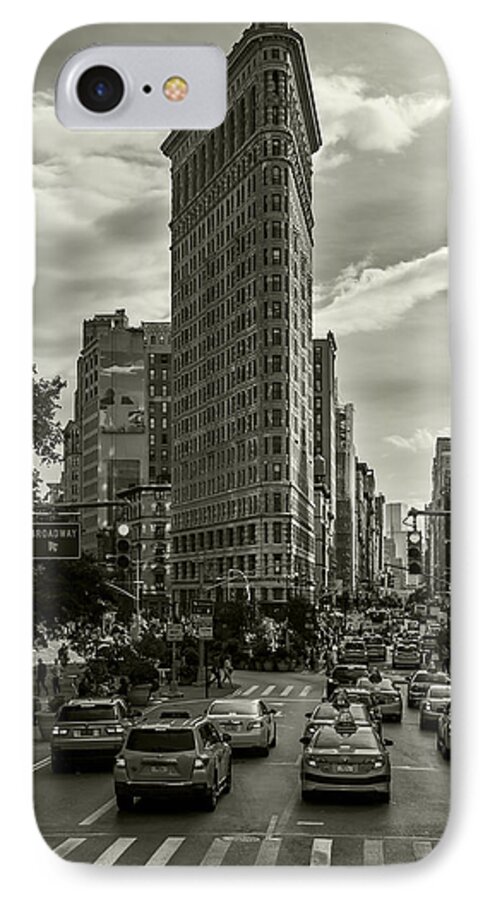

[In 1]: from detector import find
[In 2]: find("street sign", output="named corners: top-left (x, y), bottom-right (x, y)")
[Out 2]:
top-left (198, 625), bottom-right (213, 640)
top-left (33, 521), bottom-right (81, 560)
top-left (194, 615), bottom-right (213, 627)
top-left (193, 600), bottom-right (215, 616)
top-left (166, 624), bottom-right (184, 641)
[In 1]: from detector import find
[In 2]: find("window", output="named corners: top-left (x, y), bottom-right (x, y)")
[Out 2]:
top-left (272, 463), bottom-right (281, 481)
top-left (272, 194), bottom-right (281, 211)
top-left (272, 435), bottom-right (282, 454)
top-left (272, 409), bottom-right (282, 427)
top-left (271, 383), bottom-right (282, 400)
top-left (273, 493), bottom-right (282, 512)
top-left (272, 355), bottom-right (281, 372)
top-left (272, 328), bottom-right (281, 345)
top-left (273, 554), bottom-right (282, 575)
top-left (273, 522), bottom-right (282, 543)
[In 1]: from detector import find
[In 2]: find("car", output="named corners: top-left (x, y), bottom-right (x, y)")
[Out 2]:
top-left (50, 697), bottom-right (132, 772)
top-left (371, 678), bottom-right (403, 722)
top-left (364, 634), bottom-right (387, 662)
top-left (407, 670), bottom-right (451, 708)
top-left (299, 712), bottom-right (392, 802)
top-left (324, 665), bottom-right (370, 700)
top-left (204, 698), bottom-right (277, 755)
top-left (331, 686), bottom-right (384, 735)
top-left (392, 641), bottom-right (421, 669)
top-left (419, 684), bottom-right (451, 729)
top-left (436, 702), bottom-right (451, 759)
top-left (338, 639), bottom-right (368, 664)
top-left (302, 701), bottom-right (372, 741)
top-left (113, 716), bottom-right (232, 812)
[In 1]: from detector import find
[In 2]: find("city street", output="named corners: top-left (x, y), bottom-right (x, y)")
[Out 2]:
top-left (34, 668), bottom-right (449, 867)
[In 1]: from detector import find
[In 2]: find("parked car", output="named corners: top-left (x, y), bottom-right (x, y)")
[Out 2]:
top-left (407, 670), bottom-right (451, 708)
top-left (50, 697), bottom-right (133, 773)
top-left (300, 712), bottom-right (393, 802)
top-left (436, 702), bottom-right (451, 759)
top-left (114, 716), bottom-right (232, 812)
top-left (419, 684), bottom-right (451, 729)
top-left (205, 698), bottom-right (277, 755)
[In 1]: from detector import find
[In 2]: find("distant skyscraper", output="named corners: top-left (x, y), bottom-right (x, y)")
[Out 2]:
top-left (313, 333), bottom-right (337, 595)
top-left (142, 322), bottom-right (172, 485)
top-left (161, 23), bottom-right (322, 616)
top-left (384, 502), bottom-right (409, 590)
top-left (61, 420), bottom-right (80, 504)
top-left (429, 436), bottom-right (451, 600)
top-left (335, 402), bottom-right (356, 595)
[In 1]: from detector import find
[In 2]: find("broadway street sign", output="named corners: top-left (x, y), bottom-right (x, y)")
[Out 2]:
top-left (33, 522), bottom-right (81, 560)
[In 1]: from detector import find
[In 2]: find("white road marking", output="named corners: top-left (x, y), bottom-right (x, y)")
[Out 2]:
top-left (393, 766), bottom-right (439, 771)
top-left (254, 838), bottom-right (282, 866)
top-left (54, 837), bottom-right (86, 859)
top-left (79, 798), bottom-right (116, 826)
top-left (33, 756), bottom-right (51, 772)
top-left (299, 685), bottom-right (312, 697)
top-left (363, 839), bottom-right (384, 866)
top-left (201, 837), bottom-right (233, 866)
top-left (280, 685), bottom-right (294, 696)
top-left (242, 684), bottom-right (259, 696)
top-left (261, 685), bottom-right (276, 696)
top-left (231, 688), bottom-right (242, 696)
top-left (297, 821), bottom-right (325, 826)
top-left (94, 837), bottom-right (136, 865)
top-left (413, 840), bottom-right (433, 861)
top-left (310, 838), bottom-right (333, 866)
top-left (265, 815), bottom-right (278, 838)
top-left (146, 836), bottom-right (185, 866)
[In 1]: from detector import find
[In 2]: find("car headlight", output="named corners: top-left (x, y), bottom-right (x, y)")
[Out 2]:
top-left (305, 754), bottom-right (318, 767)
top-left (193, 756), bottom-right (209, 770)
top-left (372, 757), bottom-right (385, 769)
top-left (105, 725), bottom-right (124, 734)
top-left (51, 726), bottom-right (69, 736)
top-left (115, 758), bottom-right (126, 769)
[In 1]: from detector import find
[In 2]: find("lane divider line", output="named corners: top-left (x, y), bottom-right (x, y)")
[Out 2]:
top-left (254, 838), bottom-right (282, 866)
top-left (79, 798), bottom-right (116, 826)
top-left (280, 685), bottom-right (294, 697)
top-left (54, 837), bottom-right (86, 859)
top-left (200, 837), bottom-right (233, 866)
top-left (242, 685), bottom-right (259, 696)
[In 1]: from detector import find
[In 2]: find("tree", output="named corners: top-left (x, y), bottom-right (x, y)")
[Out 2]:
top-left (33, 553), bottom-right (114, 627)
top-left (32, 364), bottom-right (67, 499)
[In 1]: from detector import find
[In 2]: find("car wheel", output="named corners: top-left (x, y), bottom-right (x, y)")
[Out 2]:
top-left (259, 744), bottom-right (270, 757)
top-left (223, 762), bottom-right (232, 794)
top-left (419, 717), bottom-right (427, 730)
top-left (116, 793), bottom-right (134, 812)
top-left (380, 789), bottom-right (391, 803)
top-left (203, 774), bottom-right (219, 811)
top-left (269, 726), bottom-right (277, 749)
top-left (441, 744), bottom-right (450, 761)
top-left (301, 789), bottom-right (312, 802)
top-left (50, 753), bottom-right (65, 774)
top-left (394, 714), bottom-right (402, 723)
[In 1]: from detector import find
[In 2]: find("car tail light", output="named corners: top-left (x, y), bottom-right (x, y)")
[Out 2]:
top-left (247, 720), bottom-right (263, 730)
top-left (105, 725), bottom-right (124, 735)
top-left (422, 702), bottom-right (431, 710)
top-left (193, 756), bottom-right (209, 770)
top-left (115, 758), bottom-right (126, 769)
top-left (51, 726), bottom-right (69, 736)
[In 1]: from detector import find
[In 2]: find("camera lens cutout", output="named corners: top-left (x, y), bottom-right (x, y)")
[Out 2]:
top-left (76, 66), bottom-right (124, 113)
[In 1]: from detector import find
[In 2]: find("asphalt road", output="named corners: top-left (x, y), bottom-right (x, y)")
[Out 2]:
top-left (33, 668), bottom-right (449, 867)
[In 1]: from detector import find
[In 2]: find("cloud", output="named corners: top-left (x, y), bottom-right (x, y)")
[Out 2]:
top-left (313, 73), bottom-right (448, 166)
top-left (384, 427), bottom-right (450, 453)
top-left (314, 246), bottom-right (448, 336)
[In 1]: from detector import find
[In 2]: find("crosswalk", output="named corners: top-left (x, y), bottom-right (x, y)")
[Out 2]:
top-left (231, 683), bottom-right (316, 699)
top-left (50, 832), bottom-right (439, 867)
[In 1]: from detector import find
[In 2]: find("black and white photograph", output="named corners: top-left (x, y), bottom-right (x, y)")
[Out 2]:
top-left (32, 21), bottom-right (450, 868)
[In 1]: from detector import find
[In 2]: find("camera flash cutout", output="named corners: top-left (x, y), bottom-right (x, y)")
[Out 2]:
top-left (163, 76), bottom-right (189, 102)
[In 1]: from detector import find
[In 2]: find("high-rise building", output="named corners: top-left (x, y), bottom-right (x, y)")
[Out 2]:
top-left (72, 310), bottom-right (170, 559)
top-left (313, 333), bottom-right (337, 596)
top-left (429, 436), bottom-right (451, 600)
top-left (142, 322), bottom-right (172, 485)
top-left (355, 462), bottom-right (384, 595)
top-left (335, 402), bottom-right (356, 596)
top-left (384, 502), bottom-right (409, 590)
top-left (61, 419), bottom-right (81, 503)
top-left (161, 23), bottom-right (322, 616)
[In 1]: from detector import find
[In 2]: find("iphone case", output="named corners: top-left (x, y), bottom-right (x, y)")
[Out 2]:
top-left (33, 22), bottom-right (450, 867)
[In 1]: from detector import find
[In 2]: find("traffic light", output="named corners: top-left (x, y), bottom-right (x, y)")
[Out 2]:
top-left (387, 572), bottom-right (395, 588)
top-left (407, 530), bottom-right (423, 575)
top-left (116, 523), bottom-right (131, 569)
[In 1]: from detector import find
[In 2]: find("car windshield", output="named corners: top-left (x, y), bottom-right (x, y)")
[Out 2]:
top-left (58, 704), bottom-right (117, 722)
top-left (313, 728), bottom-right (379, 751)
top-left (427, 686), bottom-right (451, 698)
top-left (126, 729), bottom-right (195, 752)
top-left (207, 701), bottom-right (258, 716)
top-left (413, 673), bottom-right (449, 685)
top-left (333, 666), bottom-right (367, 680)
top-left (343, 642), bottom-right (364, 650)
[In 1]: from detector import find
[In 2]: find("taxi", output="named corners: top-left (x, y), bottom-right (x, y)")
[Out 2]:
top-left (371, 678), bottom-right (403, 722)
top-left (364, 634), bottom-right (387, 662)
top-left (392, 641), bottom-right (421, 670)
top-left (299, 712), bottom-right (392, 802)
top-left (338, 639), bottom-right (368, 665)
top-left (436, 702), bottom-right (451, 759)
top-left (407, 669), bottom-right (450, 708)
top-left (302, 702), bottom-right (371, 741)
top-left (205, 698), bottom-right (277, 755)
top-left (324, 665), bottom-right (370, 700)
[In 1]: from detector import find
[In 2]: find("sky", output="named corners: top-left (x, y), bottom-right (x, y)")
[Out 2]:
top-left (33, 22), bottom-right (450, 508)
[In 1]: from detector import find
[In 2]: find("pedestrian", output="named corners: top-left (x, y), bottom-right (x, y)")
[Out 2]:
top-left (51, 661), bottom-right (61, 696)
top-left (222, 656), bottom-right (234, 687)
top-left (36, 656), bottom-right (47, 696)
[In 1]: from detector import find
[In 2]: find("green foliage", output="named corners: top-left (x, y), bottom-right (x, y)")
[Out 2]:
top-left (32, 365), bottom-right (67, 465)
top-left (33, 553), bottom-right (113, 627)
